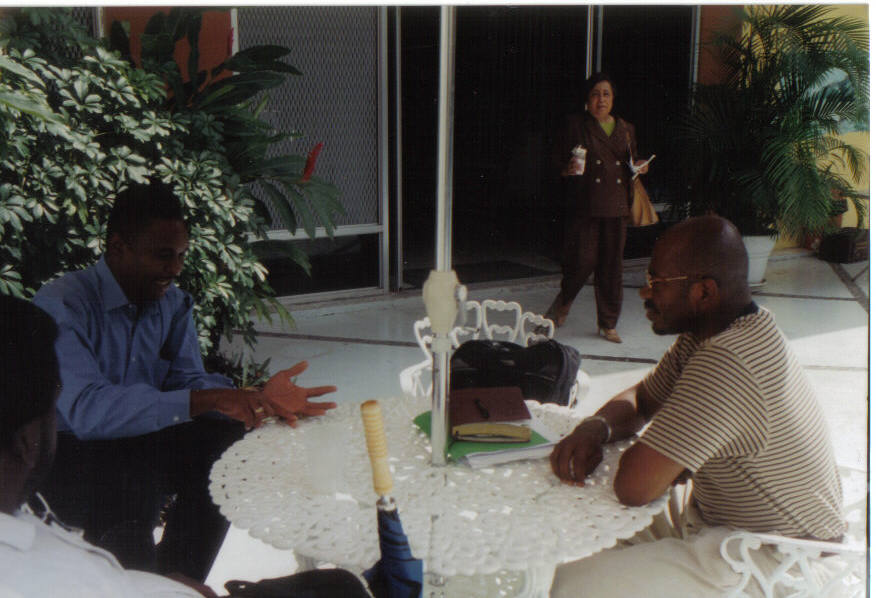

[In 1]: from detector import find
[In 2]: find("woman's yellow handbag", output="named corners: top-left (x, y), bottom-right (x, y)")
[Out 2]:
top-left (629, 177), bottom-right (659, 227)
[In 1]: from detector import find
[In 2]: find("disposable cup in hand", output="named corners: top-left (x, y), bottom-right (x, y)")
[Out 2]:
top-left (571, 145), bottom-right (587, 175)
top-left (305, 421), bottom-right (347, 495)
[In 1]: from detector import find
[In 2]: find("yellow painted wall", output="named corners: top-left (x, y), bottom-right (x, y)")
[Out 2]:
top-left (831, 5), bottom-right (870, 229)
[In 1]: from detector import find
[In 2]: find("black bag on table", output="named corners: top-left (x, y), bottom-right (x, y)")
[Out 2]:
top-left (449, 339), bottom-right (580, 406)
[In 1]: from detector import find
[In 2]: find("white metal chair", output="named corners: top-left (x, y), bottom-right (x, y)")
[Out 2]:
top-left (719, 465), bottom-right (867, 598)
top-left (399, 299), bottom-right (589, 409)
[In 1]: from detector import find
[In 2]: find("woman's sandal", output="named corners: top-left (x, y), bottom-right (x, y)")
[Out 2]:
top-left (599, 328), bottom-right (622, 343)
top-left (544, 293), bottom-right (571, 328)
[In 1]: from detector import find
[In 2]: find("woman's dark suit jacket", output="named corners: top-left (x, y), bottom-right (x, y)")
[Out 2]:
top-left (553, 112), bottom-right (639, 219)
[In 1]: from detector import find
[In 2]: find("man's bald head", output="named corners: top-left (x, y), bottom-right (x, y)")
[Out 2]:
top-left (654, 215), bottom-right (750, 300)
top-left (642, 216), bottom-right (754, 339)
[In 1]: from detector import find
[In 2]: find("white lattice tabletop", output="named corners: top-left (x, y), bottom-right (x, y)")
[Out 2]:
top-left (209, 397), bottom-right (668, 584)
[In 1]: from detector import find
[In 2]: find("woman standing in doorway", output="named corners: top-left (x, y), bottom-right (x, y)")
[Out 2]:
top-left (544, 73), bottom-right (650, 343)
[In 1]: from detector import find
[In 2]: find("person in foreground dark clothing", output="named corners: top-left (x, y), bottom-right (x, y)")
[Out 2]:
top-left (0, 294), bottom-right (370, 597)
top-left (0, 294), bottom-right (211, 596)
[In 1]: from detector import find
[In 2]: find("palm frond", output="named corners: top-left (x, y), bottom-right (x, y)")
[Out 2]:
top-left (672, 5), bottom-right (868, 236)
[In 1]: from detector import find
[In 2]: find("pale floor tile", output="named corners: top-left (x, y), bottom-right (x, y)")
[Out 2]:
top-left (839, 260), bottom-right (869, 297)
top-left (805, 369), bottom-right (868, 471)
top-left (224, 335), bottom-right (419, 404)
top-left (205, 525), bottom-right (298, 593)
top-left (763, 256), bottom-right (857, 298)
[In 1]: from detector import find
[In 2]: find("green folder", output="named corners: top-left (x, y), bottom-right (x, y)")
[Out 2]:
top-left (413, 411), bottom-right (551, 463)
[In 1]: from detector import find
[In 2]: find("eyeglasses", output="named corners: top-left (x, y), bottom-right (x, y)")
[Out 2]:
top-left (644, 273), bottom-right (690, 289)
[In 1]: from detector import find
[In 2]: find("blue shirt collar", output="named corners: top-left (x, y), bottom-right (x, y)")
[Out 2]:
top-left (95, 257), bottom-right (130, 313)
top-left (95, 256), bottom-right (161, 316)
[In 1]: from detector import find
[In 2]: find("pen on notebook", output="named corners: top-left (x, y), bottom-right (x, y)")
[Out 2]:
top-left (474, 398), bottom-right (490, 419)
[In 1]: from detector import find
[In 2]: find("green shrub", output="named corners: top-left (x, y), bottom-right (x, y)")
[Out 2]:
top-left (0, 8), bottom-right (341, 384)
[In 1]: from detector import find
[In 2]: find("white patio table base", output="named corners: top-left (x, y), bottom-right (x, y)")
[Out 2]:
top-left (210, 397), bottom-right (668, 597)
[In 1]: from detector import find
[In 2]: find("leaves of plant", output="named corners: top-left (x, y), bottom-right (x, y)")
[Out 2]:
top-left (0, 7), bottom-right (343, 380)
top-left (250, 239), bottom-right (312, 276)
top-left (258, 180), bottom-right (298, 233)
top-left (196, 71), bottom-right (286, 106)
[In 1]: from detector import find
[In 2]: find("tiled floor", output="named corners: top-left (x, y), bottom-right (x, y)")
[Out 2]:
top-left (205, 252), bottom-right (869, 594)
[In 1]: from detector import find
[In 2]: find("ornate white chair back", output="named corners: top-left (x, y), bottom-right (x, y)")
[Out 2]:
top-left (450, 300), bottom-right (484, 347)
top-left (480, 299), bottom-right (523, 341)
top-left (520, 312), bottom-right (555, 346)
top-left (719, 465), bottom-right (867, 598)
top-left (412, 300), bottom-right (484, 362)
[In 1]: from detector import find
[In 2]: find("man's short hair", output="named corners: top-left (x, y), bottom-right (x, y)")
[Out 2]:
top-left (106, 180), bottom-right (186, 242)
top-left (0, 295), bottom-right (59, 447)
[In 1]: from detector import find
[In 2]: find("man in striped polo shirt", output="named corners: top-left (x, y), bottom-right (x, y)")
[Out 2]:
top-left (549, 215), bottom-right (844, 597)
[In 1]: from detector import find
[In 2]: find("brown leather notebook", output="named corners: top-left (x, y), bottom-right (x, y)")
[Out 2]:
top-left (449, 387), bottom-right (532, 442)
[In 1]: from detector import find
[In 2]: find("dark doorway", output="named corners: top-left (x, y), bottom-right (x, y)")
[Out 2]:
top-left (400, 6), bottom-right (591, 287)
top-left (398, 6), bottom-right (440, 280)
top-left (600, 5), bottom-right (694, 258)
top-left (399, 6), bottom-right (693, 287)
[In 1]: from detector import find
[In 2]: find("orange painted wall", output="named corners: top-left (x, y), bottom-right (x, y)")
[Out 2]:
top-left (101, 7), bottom-right (232, 82)
top-left (697, 5), bottom-right (741, 85)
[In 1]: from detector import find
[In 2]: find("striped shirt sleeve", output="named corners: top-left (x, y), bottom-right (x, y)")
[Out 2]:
top-left (640, 344), bottom-right (769, 472)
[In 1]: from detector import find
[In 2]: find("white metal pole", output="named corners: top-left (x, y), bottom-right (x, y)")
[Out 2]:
top-left (378, 7), bottom-right (391, 293)
top-left (585, 6), bottom-right (594, 79)
top-left (595, 6), bottom-right (604, 73)
top-left (689, 6), bottom-right (702, 95)
top-left (434, 6), bottom-right (456, 272)
top-left (394, 7), bottom-right (404, 291)
top-left (428, 5), bottom-right (458, 466)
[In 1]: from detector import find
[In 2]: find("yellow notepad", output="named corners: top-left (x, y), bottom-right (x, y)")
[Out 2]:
top-left (452, 422), bottom-right (531, 442)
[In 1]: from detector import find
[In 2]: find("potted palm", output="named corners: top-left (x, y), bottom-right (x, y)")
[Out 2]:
top-left (672, 5), bottom-right (868, 284)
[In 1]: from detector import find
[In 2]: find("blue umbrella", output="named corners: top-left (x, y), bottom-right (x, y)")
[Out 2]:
top-left (360, 401), bottom-right (424, 598)
top-left (363, 497), bottom-right (423, 598)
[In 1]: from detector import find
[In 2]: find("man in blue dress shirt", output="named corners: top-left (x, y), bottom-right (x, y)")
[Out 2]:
top-left (33, 180), bottom-right (338, 581)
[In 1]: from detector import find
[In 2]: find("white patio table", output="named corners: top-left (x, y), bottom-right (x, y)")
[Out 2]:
top-left (209, 397), bottom-right (668, 597)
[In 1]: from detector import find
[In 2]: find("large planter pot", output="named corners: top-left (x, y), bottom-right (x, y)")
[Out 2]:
top-left (743, 235), bottom-right (777, 286)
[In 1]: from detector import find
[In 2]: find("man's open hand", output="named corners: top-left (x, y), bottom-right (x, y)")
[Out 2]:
top-left (190, 361), bottom-right (336, 429)
top-left (260, 361), bottom-right (337, 427)
top-left (550, 420), bottom-right (605, 485)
